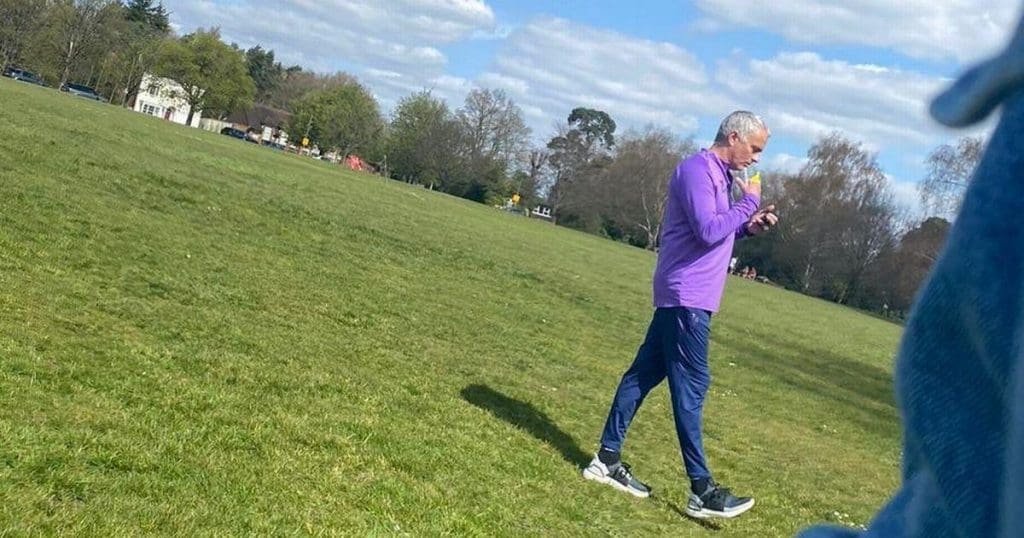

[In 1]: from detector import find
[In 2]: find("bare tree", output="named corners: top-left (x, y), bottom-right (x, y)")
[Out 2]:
top-left (920, 135), bottom-right (984, 217)
top-left (878, 216), bottom-right (952, 314)
top-left (771, 133), bottom-right (900, 303)
top-left (456, 88), bottom-right (531, 169)
top-left (600, 127), bottom-right (694, 248)
top-left (526, 148), bottom-right (548, 183)
top-left (47, 0), bottom-right (121, 88)
top-left (515, 148), bottom-right (548, 209)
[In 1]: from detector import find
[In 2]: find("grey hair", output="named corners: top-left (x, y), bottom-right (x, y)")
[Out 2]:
top-left (714, 111), bottom-right (769, 143)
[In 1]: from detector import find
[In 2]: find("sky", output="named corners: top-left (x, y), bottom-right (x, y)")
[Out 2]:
top-left (162, 0), bottom-right (1022, 214)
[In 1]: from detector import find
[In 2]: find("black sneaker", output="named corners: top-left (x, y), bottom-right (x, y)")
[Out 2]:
top-left (582, 455), bottom-right (652, 498)
top-left (685, 480), bottom-right (754, 519)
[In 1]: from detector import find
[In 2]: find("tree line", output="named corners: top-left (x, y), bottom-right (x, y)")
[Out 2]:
top-left (735, 133), bottom-right (978, 318)
top-left (1, 0), bottom-right (983, 319)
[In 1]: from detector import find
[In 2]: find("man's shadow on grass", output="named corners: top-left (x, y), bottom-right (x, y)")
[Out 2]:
top-left (459, 384), bottom-right (721, 530)
top-left (460, 385), bottom-right (724, 528)
top-left (460, 384), bottom-right (590, 468)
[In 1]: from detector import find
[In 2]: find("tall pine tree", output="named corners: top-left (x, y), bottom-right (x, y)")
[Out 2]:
top-left (123, 0), bottom-right (169, 33)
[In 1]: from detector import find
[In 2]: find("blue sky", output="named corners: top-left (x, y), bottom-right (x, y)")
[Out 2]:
top-left (164, 1), bottom-right (1020, 214)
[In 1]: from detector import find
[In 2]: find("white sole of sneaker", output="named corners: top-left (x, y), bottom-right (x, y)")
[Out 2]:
top-left (684, 498), bottom-right (755, 519)
top-left (581, 467), bottom-right (651, 498)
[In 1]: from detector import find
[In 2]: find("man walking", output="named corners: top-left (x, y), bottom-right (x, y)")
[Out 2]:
top-left (582, 111), bottom-right (778, 520)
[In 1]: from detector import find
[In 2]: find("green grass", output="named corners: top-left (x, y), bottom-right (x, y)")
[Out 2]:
top-left (0, 78), bottom-right (903, 536)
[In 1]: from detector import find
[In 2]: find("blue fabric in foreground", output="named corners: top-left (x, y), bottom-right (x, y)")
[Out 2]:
top-left (798, 8), bottom-right (1024, 538)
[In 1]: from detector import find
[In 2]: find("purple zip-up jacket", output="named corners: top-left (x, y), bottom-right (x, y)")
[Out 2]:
top-left (652, 149), bottom-right (760, 312)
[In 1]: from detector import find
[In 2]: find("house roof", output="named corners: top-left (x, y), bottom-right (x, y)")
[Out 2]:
top-left (225, 104), bottom-right (292, 130)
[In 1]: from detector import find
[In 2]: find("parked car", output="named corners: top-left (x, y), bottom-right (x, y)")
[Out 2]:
top-left (220, 126), bottom-right (247, 139)
top-left (2, 67), bottom-right (45, 86)
top-left (219, 126), bottom-right (260, 144)
top-left (60, 82), bottom-right (103, 101)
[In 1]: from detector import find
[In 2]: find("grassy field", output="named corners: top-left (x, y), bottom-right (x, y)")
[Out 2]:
top-left (0, 78), bottom-right (903, 536)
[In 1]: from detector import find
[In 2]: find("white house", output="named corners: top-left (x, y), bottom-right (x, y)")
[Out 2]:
top-left (133, 73), bottom-right (201, 127)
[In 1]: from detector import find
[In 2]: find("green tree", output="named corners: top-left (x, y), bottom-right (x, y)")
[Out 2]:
top-left (245, 45), bottom-right (283, 102)
top-left (43, 0), bottom-right (122, 88)
top-left (289, 81), bottom-right (383, 158)
top-left (385, 90), bottom-right (461, 189)
top-left (0, 0), bottom-right (48, 72)
top-left (265, 68), bottom-right (356, 112)
top-left (122, 0), bottom-right (168, 33)
top-left (567, 107), bottom-right (616, 148)
top-left (153, 28), bottom-right (255, 125)
top-left (92, 0), bottom-right (172, 106)
top-left (545, 107), bottom-right (617, 227)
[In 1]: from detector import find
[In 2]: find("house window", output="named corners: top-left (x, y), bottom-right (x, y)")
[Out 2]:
top-left (141, 103), bottom-right (163, 117)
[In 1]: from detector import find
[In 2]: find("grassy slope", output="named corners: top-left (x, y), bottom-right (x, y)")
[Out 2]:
top-left (0, 78), bottom-right (903, 536)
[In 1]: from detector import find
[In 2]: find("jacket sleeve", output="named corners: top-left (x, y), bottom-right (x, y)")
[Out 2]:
top-left (674, 165), bottom-right (759, 246)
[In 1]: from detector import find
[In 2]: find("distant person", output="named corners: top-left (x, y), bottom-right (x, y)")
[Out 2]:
top-left (583, 111), bottom-right (778, 519)
top-left (747, 267), bottom-right (757, 280)
top-left (729, 256), bottom-right (738, 274)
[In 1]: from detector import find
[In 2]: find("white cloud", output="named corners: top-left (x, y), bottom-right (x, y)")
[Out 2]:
top-left (365, 68), bottom-right (404, 80)
top-left (480, 17), bottom-right (721, 138)
top-left (163, 1), bottom-right (991, 174)
top-left (361, 71), bottom-right (472, 116)
top-left (718, 52), bottom-right (952, 150)
top-left (693, 0), bottom-right (1019, 62)
top-left (477, 72), bottom-right (530, 96)
top-left (888, 176), bottom-right (924, 218)
top-left (475, 21), bottom-right (969, 157)
top-left (471, 25), bottom-right (515, 40)
top-left (163, 0), bottom-right (495, 75)
top-left (766, 152), bottom-right (807, 174)
top-left (428, 74), bottom-right (473, 95)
